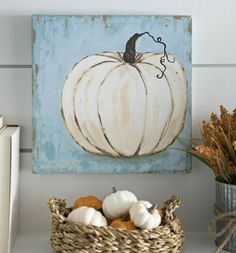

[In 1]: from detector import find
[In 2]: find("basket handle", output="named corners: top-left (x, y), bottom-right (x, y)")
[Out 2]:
top-left (48, 197), bottom-right (68, 222)
top-left (163, 195), bottom-right (181, 222)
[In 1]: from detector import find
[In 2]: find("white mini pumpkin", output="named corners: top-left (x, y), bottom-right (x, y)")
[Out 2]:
top-left (129, 201), bottom-right (161, 230)
top-left (67, 206), bottom-right (107, 227)
top-left (102, 187), bottom-right (137, 220)
top-left (61, 32), bottom-right (187, 157)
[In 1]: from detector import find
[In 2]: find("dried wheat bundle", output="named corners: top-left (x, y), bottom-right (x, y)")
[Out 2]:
top-left (190, 106), bottom-right (236, 184)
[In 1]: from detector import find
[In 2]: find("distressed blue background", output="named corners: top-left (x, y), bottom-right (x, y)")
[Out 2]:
top-left (32, 15), bottom-right (192, 173)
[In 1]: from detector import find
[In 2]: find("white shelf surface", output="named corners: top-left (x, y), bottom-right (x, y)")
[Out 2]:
top-left (12, 232), bottom-right (228, 253)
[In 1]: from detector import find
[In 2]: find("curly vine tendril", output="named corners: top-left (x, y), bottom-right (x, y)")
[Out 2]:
top-left (123, 32), bottom-right (175, 79)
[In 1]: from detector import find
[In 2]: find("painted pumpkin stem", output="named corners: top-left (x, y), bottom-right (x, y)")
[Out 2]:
top-left (147, 203), bottom-right (157, 214)
top-left (123, 32), bottom-right (175, 79)
top-left (112, 186), bottom-right (117, 193)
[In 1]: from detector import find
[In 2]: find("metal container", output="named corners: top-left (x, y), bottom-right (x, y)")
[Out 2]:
top-left (216, 179), bottom-right (236, 252)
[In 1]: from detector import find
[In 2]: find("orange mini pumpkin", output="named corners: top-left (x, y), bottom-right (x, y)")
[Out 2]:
top-left (111, 218), bottom-right (136, 230)
top-left (73, 195), bottom-right (103, 210)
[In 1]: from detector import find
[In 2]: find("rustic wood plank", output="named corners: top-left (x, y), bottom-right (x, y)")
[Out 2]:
top-left (0, 16), bottom-right (31, 65)
top-left (0, 1), bottom-right (236, 64)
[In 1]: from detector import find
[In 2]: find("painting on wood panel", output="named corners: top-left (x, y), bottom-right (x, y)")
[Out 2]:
top-left (32, 15), bottom-right (192, 173)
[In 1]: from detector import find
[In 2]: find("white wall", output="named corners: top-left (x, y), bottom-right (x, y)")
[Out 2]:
top-left (1, 0), bottom-right (236, 234)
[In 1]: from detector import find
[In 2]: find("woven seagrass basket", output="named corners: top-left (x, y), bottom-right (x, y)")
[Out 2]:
top-left (48, 196), bottom-right (184, 253)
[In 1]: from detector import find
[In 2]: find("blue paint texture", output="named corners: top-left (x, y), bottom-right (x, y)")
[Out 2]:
top-left (32, 15), bottom-right (192, 173)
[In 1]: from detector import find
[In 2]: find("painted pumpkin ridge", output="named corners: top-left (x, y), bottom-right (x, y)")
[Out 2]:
top-left (98, 64), bottom-right (147, 156)
top-left (61, 57), bottom-right (119, 154)
top-left (96, 63), bottom-right (126, 156)
top-left (156, 60), bottom-right (187, 151)
top-left (138, 53), bottom-right (187, 153)
top-left (142, 63), bottom-right (174, 153)
top-left (95, 52), bottom-right (121, 61)
top-left (132, 62), bottom-right (174, 155)
top-left (129, 65), bottom-right (148, 156)
top-left (74, 62), bottom-right (123, 156)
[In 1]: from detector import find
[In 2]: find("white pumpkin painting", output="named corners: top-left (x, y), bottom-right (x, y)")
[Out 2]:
top-left (61, 32), bottom-right (187, 157)
top-left (32, 15), bottom-right (191, 173)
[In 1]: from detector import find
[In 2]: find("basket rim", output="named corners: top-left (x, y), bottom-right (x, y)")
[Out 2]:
top-left (48, 195), bottom-right (183, 235)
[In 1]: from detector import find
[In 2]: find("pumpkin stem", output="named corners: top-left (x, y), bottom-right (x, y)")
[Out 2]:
top-left (123, 32), bottom-right (175, 79)
top-left (112, 186), bottom-right (117, 193)
top-left (147, 203), bottom-right (157, 214)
